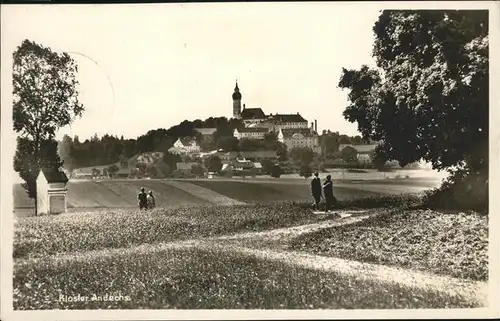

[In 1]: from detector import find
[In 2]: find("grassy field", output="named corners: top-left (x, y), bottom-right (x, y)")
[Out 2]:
top-left (13, 198), bottom-right (486, 310)
top-left (14, 202), bottom-right (318, 259)
top-left (14, 245), bottom-right (478, 310)
top-left (13, 176), bottom-right (431, 215)
top-left (290, 209), bottom-right (488, 281)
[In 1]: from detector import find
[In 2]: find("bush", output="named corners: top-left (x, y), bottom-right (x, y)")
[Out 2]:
top-left (299, 163), bottom-right (312, 178)
top-left (423, 168), bottom-right (488, 213)
top-left (296, 194), bottom-right (422, 211)
top-left (270, 164), bottom-right (281, 178)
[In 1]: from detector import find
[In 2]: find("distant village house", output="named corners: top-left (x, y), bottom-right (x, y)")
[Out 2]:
top-left (169, 137), bottom-right (201, 154)
top-left (339, 144), bottom-right (377, 163)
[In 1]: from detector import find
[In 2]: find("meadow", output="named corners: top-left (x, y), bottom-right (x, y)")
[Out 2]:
top-left (12, 174), bottom-right (487, 310)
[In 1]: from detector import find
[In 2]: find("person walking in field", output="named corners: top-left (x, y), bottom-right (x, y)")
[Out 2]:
top-left (147, 190), bottom-right (156, 209)
top-left (310, 172), bottom-right (322, 211)
top-left (138, 187), bottom-right (148, 210)
top-left (322, 175), bottom-right (336, 213)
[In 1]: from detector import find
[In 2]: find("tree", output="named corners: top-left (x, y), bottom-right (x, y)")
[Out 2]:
top-left (289, 147), bottom-right (314, 165)
top-left (146, 165), bottom-right (159, 178)
top-left (338, 10), bottom-right (488, 210)
top-left (276, 142), bottom-right (288, 161)
top-left (204, 155), bottom-right (223, 173)
top-left (162, 151), bottom-right (182, 169)
top-left (238, 138), bottom-right (264, 151)
top-left (320, 133), bottom-right (340, 158)
top-left (157, 162), bottom-right (172, 178)
top-left (299, 163), bottom-right (312, 178)
top-left (340, 146), bottom-right (358, 163)
top-left (371, 145), bottom-right (388, 170)
top-left (270, 164), bottom-right (281, 178)
top-left (261, 159), bottom-right (275, 175)
top-left (191, 164), bottom-right (206, 177)
top-left (107, 164), bottom-right (119, 177)
top-left (91, 168), bottom-right (101, 178)
top-left (58, 134), bottom-right (75, 174)
top-left (14, 138), bottom-right (63, 199)
top-left (263, 132), bottom-right (278, 149)
top-left (339, 11), bottom-right (487, 170)
top-left (216, 136), bottom-right (239, 151)
top-left (13, 40), bottom-right (84, 213)
top-left (102, 168), bottom-right (109, 177)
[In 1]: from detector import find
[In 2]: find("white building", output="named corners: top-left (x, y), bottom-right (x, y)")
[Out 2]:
top-left (36, 169), bottom-right (69, 215)
top-left (169, 137), bottom-right (201, 154)
top-left (339, 144), bottom-right (378, 163)
top-left (278, 128), bottom-right (321, 154)
top-left (233, 127), bottom-right (268, 140)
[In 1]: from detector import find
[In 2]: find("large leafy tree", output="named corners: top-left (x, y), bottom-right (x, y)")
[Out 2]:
top-left (338, 10), bottom-right (488, 209)
top-left (13, 40), bottom-right (84, 212)
top-left (13, 138), bottom-right (63, 198)
top-left (338, 10), bottom-right (488, 171)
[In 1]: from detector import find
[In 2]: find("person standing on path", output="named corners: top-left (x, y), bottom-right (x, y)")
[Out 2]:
top-left (138, 187), bottom-right (148, 210)
top-left (147, 190), bottom-right (156, 209)
top-left (322, 175), bottom-right (336, 213)
top-left (310, 172), bottom-right (322, 211)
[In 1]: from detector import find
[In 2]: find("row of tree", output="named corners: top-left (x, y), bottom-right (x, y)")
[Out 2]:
top-left (58, 121), bottom-right (368, 172)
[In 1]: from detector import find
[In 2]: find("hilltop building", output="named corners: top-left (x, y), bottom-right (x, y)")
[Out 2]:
top-left (230, 81), bottom-right (322, 154)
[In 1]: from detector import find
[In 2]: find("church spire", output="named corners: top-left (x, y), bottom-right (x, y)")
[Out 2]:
top-left (232, 80), bottom-right (242, 119)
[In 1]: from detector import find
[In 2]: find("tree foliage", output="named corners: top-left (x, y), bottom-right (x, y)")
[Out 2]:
top-left (13, 40), bottom-right (84, 142)
top-left (338, 10), bottom-right (488, 172)
top-left (340, 146), bottom-right (358, 163)
top-left (270, 164), bottom-right (281, 178)
top-left (204, 155), bottom-right (223, 173)
top-left (371, 145), bottom-right (389, 170)
top-left (107, 164), bottom-right (119, 177)
top-left (13, 138), bottom-right (63, 198)
top-left (299, 163), bottom-right (312, 178)
top-left (338, 10), bottom-right (488, 210)
top-left (289, 147), bottom-right (314, 165)
top-left (13, 40), bottom-right (84, 208)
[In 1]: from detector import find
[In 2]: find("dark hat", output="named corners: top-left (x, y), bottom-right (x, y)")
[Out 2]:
top-left (314, 172), bottom-right (319, 176)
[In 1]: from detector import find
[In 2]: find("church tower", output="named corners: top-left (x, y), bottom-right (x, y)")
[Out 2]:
top-left (232, 81), bottom-right (242, 119)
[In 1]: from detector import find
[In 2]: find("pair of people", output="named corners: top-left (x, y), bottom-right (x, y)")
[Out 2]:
top-left (310, 172), bottom-right (336, 213)
top-left (138, 187), bottom-right (156, 210)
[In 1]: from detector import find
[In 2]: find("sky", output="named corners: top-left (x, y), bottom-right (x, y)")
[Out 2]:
top-left (2, 3), bottom-right (385, 141)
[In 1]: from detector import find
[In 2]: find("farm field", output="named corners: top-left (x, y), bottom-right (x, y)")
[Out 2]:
top-left (12, 176), bottom-right (433, 215)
